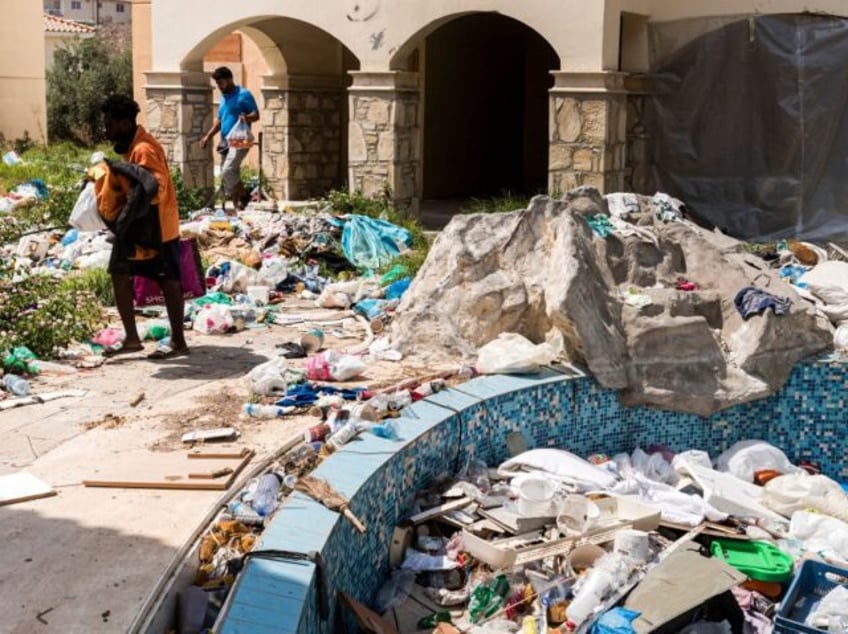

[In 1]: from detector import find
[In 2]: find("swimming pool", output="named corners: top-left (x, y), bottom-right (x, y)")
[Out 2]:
top-left (215, 356), bottom-right (847, 633)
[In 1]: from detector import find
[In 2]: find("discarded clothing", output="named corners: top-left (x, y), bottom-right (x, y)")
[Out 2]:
top-left (653, 192), bottom-right (684, 222)
top-left (341, 215), bottom-right (412, 270)
top-left (585, 214), bottom-right (613, 238)
top-left (734, 287), bottom-right (792, 319)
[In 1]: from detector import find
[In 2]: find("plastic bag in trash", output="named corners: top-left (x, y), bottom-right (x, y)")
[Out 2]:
top-left (591, 607), bottom-right (641, 634)
top-left (306, 350), bottom-right (365, 382)
top-left (476, 333), bottom-right (557, 374)
top-left (246, 358), bottom-right (292, 396)
top-left (69, 182), bottom-right (107, 232)
top-left (192, 303), bottom-right (234, 335)
top-left (374, 569), bottom-right (416, 614)
top-left (341, 214), bottom-right (413, 270)
top-left (3, 346), bottom-right (39, 374)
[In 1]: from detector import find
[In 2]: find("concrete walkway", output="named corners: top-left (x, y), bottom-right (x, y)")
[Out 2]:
top-left (0, 303), bottom-right (414, 633)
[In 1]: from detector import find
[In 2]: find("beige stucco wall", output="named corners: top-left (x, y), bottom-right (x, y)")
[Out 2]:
top-left (132, 0), bottom-right (152, 125)
top-left (0, 1), bottom-right (47, 144)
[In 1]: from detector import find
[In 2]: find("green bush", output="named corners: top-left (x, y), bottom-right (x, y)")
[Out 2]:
top-left (0, 262), bottom-right (104, 359)
top-left (47, 37), bottom-right (133, 146)
top-left (61, 268), bottom-right (115, 307)
top-left (172, 168), bottom-right (209, 218)
top-left (460, 192), bottom-right (532, 214)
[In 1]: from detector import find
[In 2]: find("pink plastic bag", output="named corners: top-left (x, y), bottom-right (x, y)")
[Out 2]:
top-left (133, 239), bottom-right (205, 306)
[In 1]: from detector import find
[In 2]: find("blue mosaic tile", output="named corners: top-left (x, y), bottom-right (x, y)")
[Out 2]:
top-left (218, 359), bottom-right (847, 633)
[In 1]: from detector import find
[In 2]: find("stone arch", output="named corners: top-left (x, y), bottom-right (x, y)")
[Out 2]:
top-left (389, 12), bottom-right (561, 215)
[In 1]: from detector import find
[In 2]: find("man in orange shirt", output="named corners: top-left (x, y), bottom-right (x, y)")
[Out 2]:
top-left (100, 94), bottom-right (188, 359)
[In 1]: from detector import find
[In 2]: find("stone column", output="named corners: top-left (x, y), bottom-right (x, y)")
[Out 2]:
top-left (144, 71), bottom-right (214, 192)
top-left (261, 74), bottom-right (345, 201)
top-left (548, 72), bottom-right (628, 195)
top-left (347, 71), bottom-right (420, 214)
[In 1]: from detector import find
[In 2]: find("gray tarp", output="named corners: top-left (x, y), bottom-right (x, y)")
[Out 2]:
top-left (648, 14), bottom-right (848, 243)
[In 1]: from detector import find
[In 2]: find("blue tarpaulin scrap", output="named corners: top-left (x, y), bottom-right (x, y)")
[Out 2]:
top-left (341, 215), bottom-right (413, 270)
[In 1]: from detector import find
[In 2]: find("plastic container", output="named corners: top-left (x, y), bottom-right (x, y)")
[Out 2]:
top-left (710, 539), bottom-right (794, 583)
top-left (614, 529), bottom-right (651, 564)
top-left (516, 476), bottom-right (555, 517)
top-left (3, 374), bottom-right (30, 396)
top-left (326, 420), bottom-right (361, 451)
top-left (774, 560), bottom-right (848, 633)
top-left (556, 494), bottom-right (600, 535)
top-left (567, 544), bottom-right (607, 575)
top-left (252, 473), bottom-right (282, 517)
top-left (242, 403), bottom-right (292, 418)
top-left (566, 565), bottom-right (616, 626)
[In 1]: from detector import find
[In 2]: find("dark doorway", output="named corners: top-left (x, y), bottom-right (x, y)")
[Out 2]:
top-left (423, 13), bottom-right (559, 200)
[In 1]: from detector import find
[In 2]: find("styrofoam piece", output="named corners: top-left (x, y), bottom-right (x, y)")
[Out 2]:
top-left (678, 460), bottom-right (786, 521)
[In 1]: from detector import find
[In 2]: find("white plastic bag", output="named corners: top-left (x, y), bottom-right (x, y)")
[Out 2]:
top-left (226, 119), bottom-right (254, 149)
top-left (788, 511), bottom-right (848, 563)
top-left (715, 440), bottom-right (802, 483)
top-left (192, 303), bottom-right (234, 335)
top-left (806, 585), bottom-right (848, 630)
top-left (763, 473), bottom-right (848, 522)
top-left (245, 358), bottom-right (290, 396)
top-left (476, 333), bottom-right (556, 374)
top-left (69, 182), bottom-right (107, 232)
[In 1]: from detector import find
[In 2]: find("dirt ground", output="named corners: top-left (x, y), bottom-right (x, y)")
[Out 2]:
top-left (0, 298), bottom-right (434, 633)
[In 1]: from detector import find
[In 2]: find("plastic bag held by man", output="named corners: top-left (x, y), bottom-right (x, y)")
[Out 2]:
top-left (226, 119), bottom-right (254, 149)
top-left (69, 182), bottom-right (107, 232)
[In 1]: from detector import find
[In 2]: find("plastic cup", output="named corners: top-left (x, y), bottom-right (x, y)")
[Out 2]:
top-left (301, 328), bottom-right (324, 353)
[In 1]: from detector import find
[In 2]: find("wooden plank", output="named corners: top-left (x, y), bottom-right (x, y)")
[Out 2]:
top-left (408, 497), bottom-right (473, 525)
top-left (187, 448), bottom-right (251, 460)
top-left (83, 450), bottom-right (254, 491)
top-left (0, 472), bottom-right (56, 506)
top-left (338, 591), bottom-right (399, 634)
top-left (188, 467), bottom-right (234, 480)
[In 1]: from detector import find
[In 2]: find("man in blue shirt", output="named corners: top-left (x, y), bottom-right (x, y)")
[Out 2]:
top-left (200, 66), bottom-right (259, 210)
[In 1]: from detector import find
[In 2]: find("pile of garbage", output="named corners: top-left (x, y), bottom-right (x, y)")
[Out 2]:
top-left (392, 188), bottom-right (843, 415)
top-left (371, 440), bottom-right (848, 633)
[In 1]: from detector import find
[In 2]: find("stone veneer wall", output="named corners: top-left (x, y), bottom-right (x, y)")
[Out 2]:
top-left (145, 72), bottom-right (214, 192)
top-left (548, 72), bottom-right (628, 196)
top-left (262, 79), bottom-right (345, 201)
top-left (348, 72), bottom-right (420, 213)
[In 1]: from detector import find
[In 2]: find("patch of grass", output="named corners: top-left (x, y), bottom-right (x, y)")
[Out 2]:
top-left (459, 192), bottom-right (532, 215)
top-left (171, 168), bottom-right (209, 218)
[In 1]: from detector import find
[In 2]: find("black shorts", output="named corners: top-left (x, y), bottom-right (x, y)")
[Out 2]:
top-left (109, 239), bottom-right (182, 281)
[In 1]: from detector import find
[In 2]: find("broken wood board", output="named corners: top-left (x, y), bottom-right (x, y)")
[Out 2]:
top-left (408, 497), bottom-right (474, 525)
top-left (181, 427), bottom-right (240, 444)
top-left (338, 591), bottom-right (399, 634)
top-left (463, 522), bottom-right (630, 569)
top-left (0, 472), bottom-right (56, 506)
top-left (83, 449), bottom-right (254, 491)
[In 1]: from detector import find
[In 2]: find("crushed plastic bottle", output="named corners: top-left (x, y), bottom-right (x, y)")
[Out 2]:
top-left (251, 472), bottom-right (282, 517)
top-left (242, 403), bottom-right (295, 418)
top-left (3, 374), bottom-right (30, 396)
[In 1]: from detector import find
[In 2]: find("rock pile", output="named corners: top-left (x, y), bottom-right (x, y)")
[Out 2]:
top-left (391, 188), bottom-right (832, 415)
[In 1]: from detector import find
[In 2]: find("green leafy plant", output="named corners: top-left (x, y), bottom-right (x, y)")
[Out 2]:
top-left (171, 168), bottom-right (209, 218)
top-left (0, 261), bottom-right (104, 359)
top-left (47, 37), bottom-right (133, 146)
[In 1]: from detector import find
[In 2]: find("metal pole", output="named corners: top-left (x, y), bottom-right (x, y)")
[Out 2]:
top-left (258, 131), bottom-right (265, 200)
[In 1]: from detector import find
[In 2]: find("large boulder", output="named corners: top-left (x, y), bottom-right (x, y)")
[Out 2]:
top-left (391, 189), bottom-right (833, 415)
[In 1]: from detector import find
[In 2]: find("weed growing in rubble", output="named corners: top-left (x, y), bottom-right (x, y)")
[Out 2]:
top-left (0, 262), bottom-right (104, 358)
top-left (460, 192), bottom-right (532, 214)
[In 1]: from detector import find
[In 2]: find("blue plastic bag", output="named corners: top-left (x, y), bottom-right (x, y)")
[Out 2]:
top-left (591, 608), bottom-right (640, 634)
top-left (384, 277), bottom-right (411, 300)
top-left (341, 215), bottom-right (412, 270)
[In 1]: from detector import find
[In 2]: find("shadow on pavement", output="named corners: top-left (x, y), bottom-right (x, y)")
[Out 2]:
top-left (0, 498), bottom-right (187, 633)
top-left (148, 345), bottom-right (271, 382)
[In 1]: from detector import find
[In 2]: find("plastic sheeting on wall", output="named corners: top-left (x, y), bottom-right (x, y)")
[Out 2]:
top-left (648, 13), bottom-right (848, 243)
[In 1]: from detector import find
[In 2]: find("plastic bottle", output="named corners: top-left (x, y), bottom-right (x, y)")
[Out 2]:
top-left (29, 360), bottom-right (77, 375)
top-left (251, 473), bottom-right (282, 517)
top-left (469, 575), bottom-right (510, 623)
top-left (3, 374), bottom-right (30, 396)
top-left (228, 500), bottom-right (264, 526)
top-left (242, 403), bottom-right (294, 418)
top-left (325, 420), bottom-right (361, 452)
top-left (566, 566), bottom-right (616, 626)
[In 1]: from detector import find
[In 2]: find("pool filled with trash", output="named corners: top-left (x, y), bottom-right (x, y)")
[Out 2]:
top-left (203, 358), bottom-right (846, 634)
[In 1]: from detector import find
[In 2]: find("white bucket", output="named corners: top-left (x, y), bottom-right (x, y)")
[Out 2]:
top-left (516, 476), bottom-right (555, 517)
top-left (614, 529), bottom-right (650, 564)
top-left (246, 285), bottom-right (270, 305)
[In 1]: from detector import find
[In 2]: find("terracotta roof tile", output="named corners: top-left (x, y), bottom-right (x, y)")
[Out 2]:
top-left (44, 13), bottom-right (97, 34)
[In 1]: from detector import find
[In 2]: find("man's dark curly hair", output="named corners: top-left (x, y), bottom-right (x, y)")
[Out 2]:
top-left (100, 93), bottom-right (140, 121)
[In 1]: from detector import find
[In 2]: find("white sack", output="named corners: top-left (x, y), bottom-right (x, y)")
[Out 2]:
top-left (476, 333), bottom-right (556, 375)
top-left (715, 440), bottom-right (802, 483)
